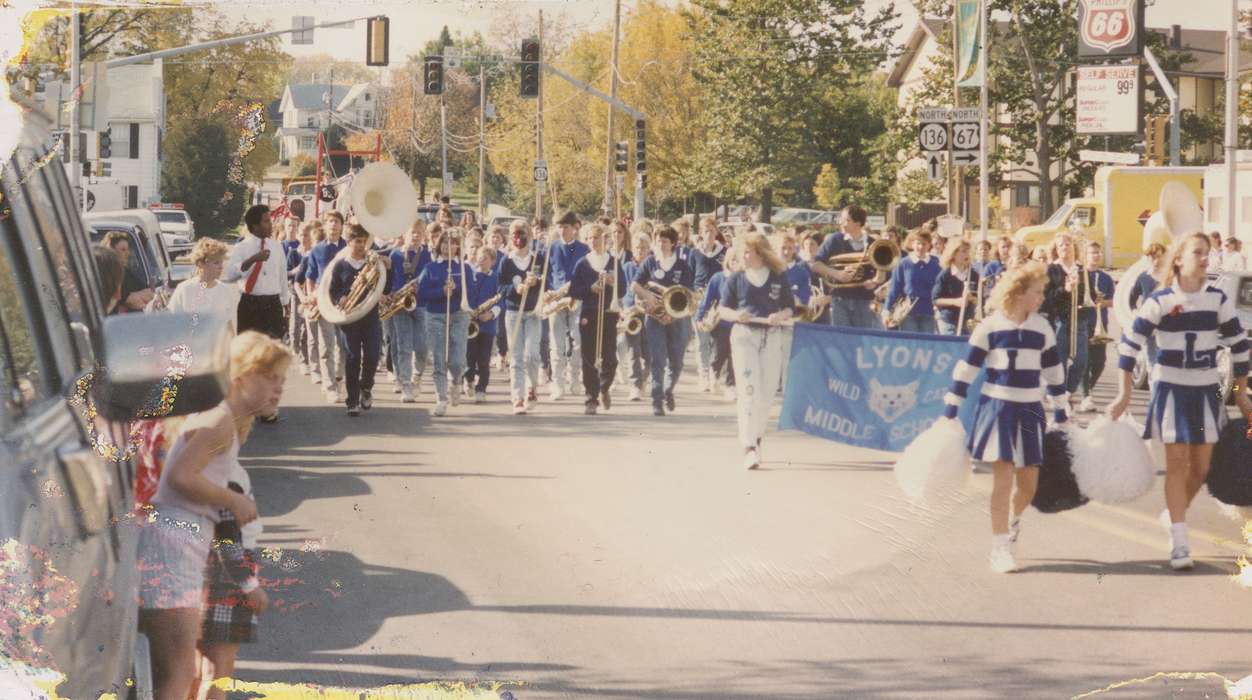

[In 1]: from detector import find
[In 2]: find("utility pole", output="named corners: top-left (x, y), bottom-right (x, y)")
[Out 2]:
top-left (950, 2), bottom-right (960, 218)
top-left (440, 93), bottom-right (449, 199)
top-left (1224, 0), bottom-right (1238, 245)
top-left (977, 0), bottom-right (989, 242)
top-left (478, 61), bottom-right (487, 219)
top-left (603, 0), bottom-right (622, 216)
top-left (70, 4), bottom-right (82, 212)
top-left (535, 10), bottom-right (545, 222)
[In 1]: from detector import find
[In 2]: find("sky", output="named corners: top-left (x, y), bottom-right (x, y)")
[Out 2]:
top-left (217, 0), bottom-right (1251, 69)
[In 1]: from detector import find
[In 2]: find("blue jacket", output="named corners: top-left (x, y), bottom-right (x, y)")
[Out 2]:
top-left (689, 245), bottom-right (726, 291)
top-left (885, 255), bottom-right (942, 318)
top-left (498, 251), bottom-right (547, 312)
top-left (569, 254), bottom-right (628, 310)
top-left (815, 232), bottom-right (877, 300)
top-left (546, 237), bottom-right (590, 289)
top-left (696, 271), bottom-right (732, 330)
top-left (932, 267), bottom-right (980, 326)
top-left (622, 260), bottom-right (641, 308)
top-left (468, 269), bottom-right (502, 335)
top-left (784, 261), bottom-right (812, 307)
top-left (328, 256), bottom-right (380, 324)
top-left (632, 254), bottom-right (693, 291)
top-left (305, 238), bottom-right (347, 285)
top-left (389, 246), bottom-right (431, 294)
top-left (416, 257), bottom-right (473, 314)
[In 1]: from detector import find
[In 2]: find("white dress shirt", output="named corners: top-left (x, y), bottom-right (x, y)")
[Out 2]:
top-left (224, 234), bottom-right (290, 304)
top-left (166, 277), bottom-right (240, 334)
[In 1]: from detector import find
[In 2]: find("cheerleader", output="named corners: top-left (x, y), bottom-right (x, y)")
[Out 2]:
top-left (716, 232), bottom-right (795, 469)
top-left (387, 220), bottom-right (431, 403)
top-left (617, 234), bottom-right (652, 402)
top-left (689, 217), bottom-right (727, 392)
top-left (1078, 240), bottom-right (1114, 413)
top-left (632, 225), bottom-right (695, 416)
top-left (416, 227), bottom-right (472, 417)
top-left (942, 262), bottom-right (1069, 573)
top-left (569, 223), bottom-right (628, 414)
top-left (1109, 232), bottom-right (1251, 571)
top-left (499, 224), bottom-right (548, 414)
top-left (883, 231), bottom-right (941, 333)
top-left (932, 238), bottom-right (979, 336)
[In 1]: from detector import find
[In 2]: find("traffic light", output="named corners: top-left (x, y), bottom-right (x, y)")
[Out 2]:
top-left (634, 119), bottom-right (646, 173)
top-left (1144, 114), bottom-right (1166, 164)
top-left (424, 56), bottom-right (444, 95)
top-left (614, 141), bottom-right (628, 172)
top-left (520, 38), bottom-right (540, 98)
top-left (366, 17), bottom-right (389, 66)
top-left (98, 128), bottom-right (111, 159)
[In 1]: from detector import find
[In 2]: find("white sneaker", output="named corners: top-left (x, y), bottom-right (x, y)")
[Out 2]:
top-left (300, 363), bottom-right (311, 376)
top-left (1169, 545), bottom-right (1194, 571)
top-left (450, 390), bottom-right (461, 407)
top-left (335, 387), bottom-right (345, 404)
top-left (312, 373), bottom-right (323, 385)
top-left (701, 372), bottom-right (713, 393)
top-left (412, 376), bottom-right (423, 397)
top-left (743, 447), bottom-right (761, 470)
top-left (324, 388), bottom-right (338, 404)
top-left (723, 386), bottom-right (737, 401)
top-left (433, 401), bottom-right (448, 417)
top-left (475, 390), bottom-right (486, 404)
top-left (401, 385), bottom-right (416, 403)
top-left (990, 543), bottom-right (1017, 573)
top-left (628, 386), bottom-right (642, 402)
top-left (1078, 396), bottom-right (1096, 413)
top-left (550, 384), bottom-right (564, 401)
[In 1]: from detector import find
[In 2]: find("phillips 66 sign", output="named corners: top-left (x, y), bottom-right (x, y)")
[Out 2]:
top-left (1077, 0), bottom-right (1144, 58)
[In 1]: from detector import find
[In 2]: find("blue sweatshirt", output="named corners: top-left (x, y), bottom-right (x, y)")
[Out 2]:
top-left (569, 254), bottom-right (628, 311)
top-left (696, 270), bottom-right (732, 330)
top-left (498, 251), bottom-right (547, 312)
top-left (689, 244), bottom-right (726, 290)
top-left (622, 260), bottom-right (642, 308)
top-left (632, 254), bottom-right (693, 291)
top-left (885, 255), bottom-right (941, 318)
top-left (416, 257), bottom-right (472, 314)
top-left (328, 256), bottom-right (380, 324)
top-left (784, 261), bottom-right (812, 307)
top-left (389, 246), bottom-right (432, 294)
top-left (468, 269), bottom-right (502, 336)
top-left (932, 267), bottom-right (980, 327)
top-left (305, 238), bottom-right (347, 285)
top-left (721, 270), bottom-right (796, 321)
top-left (546, 237), bottom-right (590, 289)
top-left (816, 232), bottom-right (877, 300)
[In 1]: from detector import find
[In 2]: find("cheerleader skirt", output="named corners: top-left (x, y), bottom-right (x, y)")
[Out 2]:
top-left (967, 396), bottom-right (1046, 468)
top-left (1143, 381), bottom-right (1223, 444)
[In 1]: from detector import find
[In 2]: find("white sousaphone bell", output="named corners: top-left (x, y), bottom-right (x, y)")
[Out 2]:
top-left (1112, 181), bottom-right (1204, 331)
top-left (315, 162), bottom-right (419, 325)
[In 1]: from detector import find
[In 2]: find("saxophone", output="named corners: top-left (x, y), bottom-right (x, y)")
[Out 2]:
top-left (378, 279), bottom-right (418, 321)
top-left (466, 292), bottom-right (504, 340)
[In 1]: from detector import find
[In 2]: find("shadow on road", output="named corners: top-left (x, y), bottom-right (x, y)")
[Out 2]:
top-left (1016, 557), bottom-right (1235, 577)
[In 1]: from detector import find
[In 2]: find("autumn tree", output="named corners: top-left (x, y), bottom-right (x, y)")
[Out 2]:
top-left (289, 53), bottom-right (377, 84)
top-left (162, 115), bottom-right (247, 233)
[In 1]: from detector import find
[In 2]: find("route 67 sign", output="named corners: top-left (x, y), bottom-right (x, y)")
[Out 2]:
top-left (1077, 0), bottom-right (1143, 58)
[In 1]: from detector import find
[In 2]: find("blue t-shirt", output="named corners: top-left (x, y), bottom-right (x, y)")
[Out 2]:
top-left (815, 232), bottom-right (876, 300)
top-left (632, 254), bottom-right (693, 290)
top-left (885, 255), bottom-right (942, 318)
top-left (784, 261), bottom-right (812, 306)
top-left (417, 258), bottom-right (472, 314)
top-left (932, 268), bottom-right (980, 326)
top-left (388, 247), bottom-right (431, 293)
top-left (689, 245), bottom-right (726, 290)
top-left (306, 238), bottom-right (347, 285)
top-left (721, 269), bottom-right (795, 321)
top-left (547, 238), bottom-right (590, 289)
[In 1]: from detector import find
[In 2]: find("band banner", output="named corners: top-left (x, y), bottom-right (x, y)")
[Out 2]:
top-left (955, 0), bottom-right (983, 88)
top-left (779, 323), bottom-right (985, 453)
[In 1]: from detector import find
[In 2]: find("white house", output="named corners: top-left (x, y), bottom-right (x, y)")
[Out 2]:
top-left (40, 61), bottom-right (165, 210)
top-left (275, 82), bottom-right (378, 163)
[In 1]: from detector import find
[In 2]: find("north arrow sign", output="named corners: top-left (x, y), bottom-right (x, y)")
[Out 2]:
top-left (926, 153), bottom-right (944, 182)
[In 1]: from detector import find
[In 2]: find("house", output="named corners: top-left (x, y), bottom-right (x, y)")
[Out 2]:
top-left (39, 61), bottom-right (165, 210)
top-left (887, 18), bottom-right (1252, 228)
top-left (275, 82), bottom-right (378, 163)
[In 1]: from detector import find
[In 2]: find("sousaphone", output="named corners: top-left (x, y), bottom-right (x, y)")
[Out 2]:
top-left (1112, 181), bottom-right (1204, 331)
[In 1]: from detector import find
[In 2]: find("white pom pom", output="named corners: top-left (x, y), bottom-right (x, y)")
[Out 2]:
top-left (1119, 413), bottom-right (1166, 471)
top-left (894, 417), bottom-right (971, 504)
top-left (1071, 415), bottom-right (1156, 504)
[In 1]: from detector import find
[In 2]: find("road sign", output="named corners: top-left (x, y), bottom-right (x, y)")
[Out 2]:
top-left (292, 16), bottom-right (314, 45)
top-left (866, 215), bottom-right (886, 230)
top-left (926, 153), bottom-right (945, 182)
top-left (919, 123), bottom-right (948, 152)
top-left (951, 150), bottom-right (979, 167)
top-left (918, 107), bottom-right (952, 123)
top-left (950, 121), bottom-right (980, 151)
top-left (1078, 149), bottom-right (1140, 165)
top-left (534, 160), bottom-right (548, 183)
top-left (1076, 64), bottom-right (1140, 135)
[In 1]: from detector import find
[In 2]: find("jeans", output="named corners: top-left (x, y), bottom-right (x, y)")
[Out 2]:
top-left (936, 318), bottom-right (958, 336)
top-left (645, 316), bottom-right (690, 405)
top-left (617, 327), bottom-right (648, 389)
top-left (389, 307), bottom-right (426, 388)
top-left (1054, 316), bottom-right (1091, 395)
top-left (540, 318), bottom-right (551, 373)
top-left (829, 297), bottom-right (882, 329)
top-left (505, 310), bottom-right (543, 401)
top-left (464, 332), bottom-right (494, 392)
top-left (898, 314), bottom-right (937, 334)
top-left (579, 311), bottom-right (618, 404)
top-left (339, 317), bottom-right (382, 408)
top-left (317, 317), bottom-right (346, 389)
top-left (696, 325), bottom-right (715, 377)
top-left (549, 304), bottom-right (582, 388)
top-left (730, 324), bottom-right (784, 449)
top-left (712, 324), bottom-right (734, 388)
top-left (289, 299), bottom-right (307, 364)
top-left (303, 313), bottom-right (321, 375)
top-left (424, 310), bottom-right (470, 403)
top-left (1083, 340), bottom-right (1108, 395)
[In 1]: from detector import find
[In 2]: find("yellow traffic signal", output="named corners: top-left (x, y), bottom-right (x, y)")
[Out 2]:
top-left (366, 17), bottom-right (389, 67)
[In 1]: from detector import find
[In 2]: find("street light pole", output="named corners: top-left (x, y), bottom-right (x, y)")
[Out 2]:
top-left (603, 0), bottom-right (621, 216)
top-left (535, 10), bottom-right (545, 223)
top-left (978, 0), bottom-right (989, 242)
top-left (478, 61), bottom-right (487, 219)
top-left (1224, 0), bottom-right (1239, 244)
top-left (70, 4), bottom-right (82, 212)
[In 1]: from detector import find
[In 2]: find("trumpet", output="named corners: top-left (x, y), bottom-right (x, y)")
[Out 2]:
top-left (884, 297), bottom-right (916, 330)
top-left (466, 292), bottom-right (504, 340)
top-left (378, 279), bottom-right (418, 321)
top-left (827, 238), bottom-right (900, 288)
top-left (1085, 269), bottom-right (1114, 345)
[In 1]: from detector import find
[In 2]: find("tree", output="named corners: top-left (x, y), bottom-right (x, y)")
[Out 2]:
top-left (686, 0), bottom-right (899, 221)
top-left (289, 53), bottom-right (377, 84)
top-left (10, 7), bottom-right (174, 82)
top-left (812, 164), bottom-right (848, 210)
top-left (162, 115), bottom-right (246, 233)
top-left (893, 168), bottom-right (944, 207)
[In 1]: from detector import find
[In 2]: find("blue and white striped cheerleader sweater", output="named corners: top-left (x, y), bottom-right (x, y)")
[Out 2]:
top-left (942, 311), bottom-right (1069, 467)
top-left (1118, 283), bottom-right (1249, 444)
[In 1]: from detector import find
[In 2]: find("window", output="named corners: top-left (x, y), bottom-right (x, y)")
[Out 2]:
top-left (128, 123), bottom-right (139, 159)
top-left (1207, 196), bottom-right (1225, 223)
top-left (110, 124), bottom-right (130, 161)
top-left (57, 132), bottom-right (87, 164)
top-left (306, 115), bottom-right (317, 128)
top-left (362, 111), bottom-right (373, 127)
top-left (0, 205), bottom-right (52, 420)
top-left (1013, 184), bottom-right (1040, 208)
top-left (364, 92), bottom-right (371, 102)
top-left (1069, 207), bottom-right (1095, 229)
top-left (299, 136), bottom-right (316, 151)
top-left (126, 186), bottom-right (138, 209)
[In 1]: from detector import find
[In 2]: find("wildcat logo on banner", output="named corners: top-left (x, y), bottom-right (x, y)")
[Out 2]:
top-left (779, 324), bottom-right (986, 453)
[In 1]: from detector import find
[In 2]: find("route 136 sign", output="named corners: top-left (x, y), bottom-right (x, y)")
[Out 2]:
top-left (1077, 0), bottom-right (1144, 59)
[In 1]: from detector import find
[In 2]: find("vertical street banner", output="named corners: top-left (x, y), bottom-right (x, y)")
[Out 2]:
top-left (955, 0), bottom-right (983, 88)
top-left (779, 324), bottom-right (985, 453)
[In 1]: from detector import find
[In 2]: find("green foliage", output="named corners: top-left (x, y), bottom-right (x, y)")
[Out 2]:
top-left (893, 168), bottom-right (943, 207)
top-left (289, 154), bottom-right (316, 178)
top-left (812, 164), bottom-right (845, 210)
top-left (161, 116), bottom-right (246, 233)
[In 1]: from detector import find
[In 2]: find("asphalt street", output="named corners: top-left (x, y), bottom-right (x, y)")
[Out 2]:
top-left (231, 343), bottom-right (1252, 699)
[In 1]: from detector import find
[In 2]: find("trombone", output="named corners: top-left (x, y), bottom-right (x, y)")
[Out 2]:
top-left (826, 238), bottom-right (900, 288)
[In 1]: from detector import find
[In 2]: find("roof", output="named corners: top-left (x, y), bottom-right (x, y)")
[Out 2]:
top-left (284, 83), bottom-right (352, 112)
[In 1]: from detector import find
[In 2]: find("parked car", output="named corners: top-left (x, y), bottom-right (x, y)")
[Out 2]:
top-left (85, 221), bottom-right (168, 294)
top-left (417, 202), bottom-right (467, 223)
top-left (0, 105), bottom-right (228, 698)
top-left (84, 209), bottom-right (174, 274)
top-left (489, 215), bottom-right (528, 229)
top-left (148, 203), bottom-right (196, 254)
